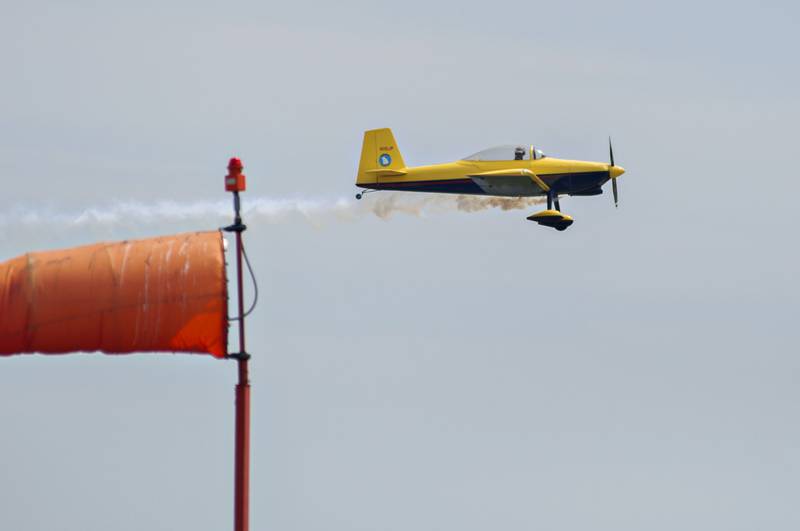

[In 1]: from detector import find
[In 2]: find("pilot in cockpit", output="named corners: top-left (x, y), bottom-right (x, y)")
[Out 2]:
top-left (514, 146), bottom-right (525, 160)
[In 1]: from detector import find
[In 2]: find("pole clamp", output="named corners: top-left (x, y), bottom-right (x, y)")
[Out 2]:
top-left (226, 352), bottom-right (251, 361)
top-left (223, 222), bottom-right (247, 233)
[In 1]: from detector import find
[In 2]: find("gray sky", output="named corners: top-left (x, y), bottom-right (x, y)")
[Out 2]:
top-left (1, 1), bottom-right (799, 530)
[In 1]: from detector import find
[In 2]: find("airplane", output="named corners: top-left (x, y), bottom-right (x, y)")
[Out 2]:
top-left (354, 128), bottom-right (625, 230)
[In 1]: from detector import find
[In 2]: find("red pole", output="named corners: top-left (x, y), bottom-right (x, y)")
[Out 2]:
top-left (225, 159), bottom-right (250, 531)
top-left (234, 381), bottom-right (250, 529)
top-left (233, 380), bottom-right (250, 530)
top-left (233, 220), bottom-right (250, 531)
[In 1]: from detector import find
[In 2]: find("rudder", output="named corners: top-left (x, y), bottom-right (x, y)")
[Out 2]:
top-left (356, 128), bottom-right (407, 185)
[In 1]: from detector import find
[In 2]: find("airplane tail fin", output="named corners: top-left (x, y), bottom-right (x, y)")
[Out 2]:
top-left (356, 128), bottom-right (407, 185)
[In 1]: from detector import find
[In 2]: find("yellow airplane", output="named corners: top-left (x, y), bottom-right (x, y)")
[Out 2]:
top-left (355, 128), bottom-right (625, 230)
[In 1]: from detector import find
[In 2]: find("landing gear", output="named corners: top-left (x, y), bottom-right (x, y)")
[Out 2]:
top-left (355, 189), bottom-right (376, 200)
top-left (546, 191), bottom-right (561, 211)
top-left (528, 190), bottom-right (573, 230)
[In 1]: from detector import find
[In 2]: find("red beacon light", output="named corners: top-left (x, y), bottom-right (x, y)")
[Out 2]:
top-left (225, 157), bottom-right (247, 192)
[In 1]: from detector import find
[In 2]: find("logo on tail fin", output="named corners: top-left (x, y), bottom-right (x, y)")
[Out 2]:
top-left (379, 154), bottom-right (392, 167)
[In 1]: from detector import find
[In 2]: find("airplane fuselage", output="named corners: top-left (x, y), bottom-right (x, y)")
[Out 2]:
top-left (358, 158), bottom-right (616, 198)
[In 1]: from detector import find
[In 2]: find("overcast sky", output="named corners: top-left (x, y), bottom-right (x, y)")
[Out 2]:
top-left (1, 1), bottom-right (799, 530)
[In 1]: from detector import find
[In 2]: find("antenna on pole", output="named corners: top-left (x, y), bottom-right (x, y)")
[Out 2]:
top-left (223, 156), bottom-right (250, 531)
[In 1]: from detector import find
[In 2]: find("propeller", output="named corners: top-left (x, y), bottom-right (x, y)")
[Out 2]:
top-left (609, 136), bottom-right (619, 208)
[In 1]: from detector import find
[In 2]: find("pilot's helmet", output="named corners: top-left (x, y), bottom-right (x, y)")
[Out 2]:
top-left (514, 146), bottom-right (526, 158)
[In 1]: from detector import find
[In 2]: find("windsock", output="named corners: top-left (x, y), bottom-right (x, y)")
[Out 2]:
top-left (0, 231), bottom-right (228, 357)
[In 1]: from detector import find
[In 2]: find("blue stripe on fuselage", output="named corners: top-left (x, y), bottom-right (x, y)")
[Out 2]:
top-left (360, 171), bottom-right (611, 196)
top-left (367, 179), bottom-right (486, 195)
top-left (547, 172), bottom-right (609, 193)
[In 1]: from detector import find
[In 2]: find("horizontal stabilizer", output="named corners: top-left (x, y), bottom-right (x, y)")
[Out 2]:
top-left (364, 168), bottom-right (408, 176)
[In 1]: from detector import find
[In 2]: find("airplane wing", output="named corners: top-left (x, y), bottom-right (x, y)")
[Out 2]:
top-left (467, 168), bottom-right (550, 195)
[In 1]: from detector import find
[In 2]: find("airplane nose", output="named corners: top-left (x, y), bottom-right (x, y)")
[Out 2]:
top-left (609, 165), bottom-right (625, 179)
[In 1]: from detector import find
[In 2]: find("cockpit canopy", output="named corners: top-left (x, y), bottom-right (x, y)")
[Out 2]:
top-left (462, 145), bottom-right (546, 162)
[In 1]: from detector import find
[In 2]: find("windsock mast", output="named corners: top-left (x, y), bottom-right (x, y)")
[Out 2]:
top-left (223, 156), bottom-right (251, 531)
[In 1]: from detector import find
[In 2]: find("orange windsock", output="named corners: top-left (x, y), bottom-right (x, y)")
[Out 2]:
top-left (0, 231), bottom-right (228, 358)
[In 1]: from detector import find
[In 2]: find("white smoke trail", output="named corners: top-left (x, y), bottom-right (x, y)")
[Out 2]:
top-left (0, 193), bottom-right (546, 232)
